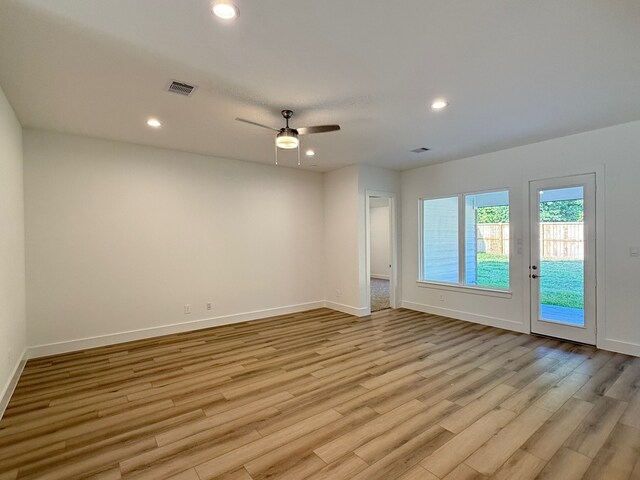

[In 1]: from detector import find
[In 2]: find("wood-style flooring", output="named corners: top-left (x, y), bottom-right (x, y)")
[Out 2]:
top-left (1, 308), bottom-right (639, 479)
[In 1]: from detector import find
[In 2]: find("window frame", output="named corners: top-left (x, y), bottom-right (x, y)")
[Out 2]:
top-left (418, 188), bottom-right (512, 297)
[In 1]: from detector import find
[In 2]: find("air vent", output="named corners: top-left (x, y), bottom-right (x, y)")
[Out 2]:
top-left (167, 80), bottom-right (196, 96)
top-left (411, 147), bottom-right (431, 153)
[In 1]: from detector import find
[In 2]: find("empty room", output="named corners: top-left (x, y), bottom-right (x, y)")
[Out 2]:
top-left (1, 1), bottom-right (640, 479)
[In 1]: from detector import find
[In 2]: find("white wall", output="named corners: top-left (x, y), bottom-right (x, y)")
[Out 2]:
top-left (323, 165), bottom-right (361, 314)
top-left (17, 119), bottom-right (640, 358)
top-left (24, 129), bottom-right (325, 353)
top-left (0, 86), bottom-right (26, 405)
top-left (370, 204), bottom-right (390, 279)
top-left (401, 120), bottom-right (640, 356)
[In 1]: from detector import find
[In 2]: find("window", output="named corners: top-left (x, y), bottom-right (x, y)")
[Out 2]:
top-left (420, 190), bottom-right (510, 290)
top-left (422, 197), bottom-right (459, 283)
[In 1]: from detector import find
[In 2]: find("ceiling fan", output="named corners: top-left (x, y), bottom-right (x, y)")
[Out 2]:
top-left (236, 109), bottom-right (340, 165)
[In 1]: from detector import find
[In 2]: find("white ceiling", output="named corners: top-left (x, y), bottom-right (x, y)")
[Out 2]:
top-left (1, 0), bottom-right (639, 172)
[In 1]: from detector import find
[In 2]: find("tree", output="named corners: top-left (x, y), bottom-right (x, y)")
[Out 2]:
top-left (540, 200), bottom-right (583, 222)
top-left (475, 199), bottom-right (583, 224)
top-left (477, 206), bottom-right (509, 223)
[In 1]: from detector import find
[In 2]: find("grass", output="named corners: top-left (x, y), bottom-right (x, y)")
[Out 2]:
top-left (476, 253), bottom-right (510, 290)
top-left (476, 253), bottom-right (584, 309)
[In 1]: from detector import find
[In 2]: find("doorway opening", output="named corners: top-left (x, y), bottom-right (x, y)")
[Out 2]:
top-left (368, 196), bottom-right (392, 312)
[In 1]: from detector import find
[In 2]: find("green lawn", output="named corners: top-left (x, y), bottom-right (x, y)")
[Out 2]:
top-left (476, 253), bottom-right (510, 290)
top-left (476, 253), bottom-right (584, 309)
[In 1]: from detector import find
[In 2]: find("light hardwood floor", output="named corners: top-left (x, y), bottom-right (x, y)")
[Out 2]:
top-left (1, 308), bottom-right (639, 479)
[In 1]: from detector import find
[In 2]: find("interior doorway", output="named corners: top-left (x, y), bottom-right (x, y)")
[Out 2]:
top-left (529, 174), bottom-right (596, 345)
top-left (367, 195), bottom-right (394, 312)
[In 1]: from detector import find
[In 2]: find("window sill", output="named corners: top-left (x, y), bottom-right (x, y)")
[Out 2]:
top-left (416, 281), bottom-right (513, 299)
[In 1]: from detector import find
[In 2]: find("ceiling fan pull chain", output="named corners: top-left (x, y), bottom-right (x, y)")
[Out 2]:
top-left (297, 144), bottom-right (301, 166)
top-left (275, 141), bottom-right (278, 165)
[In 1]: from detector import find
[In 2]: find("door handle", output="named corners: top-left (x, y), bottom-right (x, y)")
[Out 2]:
top-left (531, 274), bottom-right (542, 279)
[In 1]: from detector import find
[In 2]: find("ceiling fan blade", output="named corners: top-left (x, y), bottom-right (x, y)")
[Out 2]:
top-left (235, 118), bottom-right (279, 132)
top-left (296, 125), bottom-right (341, 135)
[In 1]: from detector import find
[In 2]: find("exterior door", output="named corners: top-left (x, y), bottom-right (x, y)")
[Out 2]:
top-left (529, 174), bottom-right (596, 345)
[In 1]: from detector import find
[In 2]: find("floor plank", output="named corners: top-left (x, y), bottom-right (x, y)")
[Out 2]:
top-left (535, 447), bottom-right (592, 480)
top-left (0, 307), bottom-right (638, 479)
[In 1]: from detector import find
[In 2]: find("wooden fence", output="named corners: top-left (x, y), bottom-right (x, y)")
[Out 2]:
top-left (477, 222), bottom-right (584, 259)
top-left (476, 223), bottom-right (510, 256)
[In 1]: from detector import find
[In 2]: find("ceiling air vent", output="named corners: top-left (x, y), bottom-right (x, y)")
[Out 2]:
top-left (167, 80), bottom-right (196, 97)
top-left (411, 147), bottom-right (431, 153)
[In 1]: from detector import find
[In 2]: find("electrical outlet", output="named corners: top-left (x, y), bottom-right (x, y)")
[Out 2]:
top-left (439, 294), bottom-right (445, 302)
top-left (184, 304), bottom-right (191, 314)
top-left (336, 289), bottom-right (341, 298)
top-left (206, 302), bottom-right (212, 311)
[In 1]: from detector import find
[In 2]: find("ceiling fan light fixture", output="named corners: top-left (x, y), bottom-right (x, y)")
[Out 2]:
top-left (431, 99), bottom-right (449, 110)
top-left (211, 0), bottom-right (239, 20)
top-left (276, 129), bottom-right (299, 149)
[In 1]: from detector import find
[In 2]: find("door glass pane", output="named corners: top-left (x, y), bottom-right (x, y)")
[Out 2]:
top-left (465, 190), bottom-right (509, 289)
top-left (538, 187), bottom-right (585, 326)
top-left (422, 197), bottom-right (459, 283)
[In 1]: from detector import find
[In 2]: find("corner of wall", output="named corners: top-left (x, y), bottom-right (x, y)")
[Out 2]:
top-left (0, 349), bottom-right (27, 420)
top-left (0, 84), bottom-right (27, 418)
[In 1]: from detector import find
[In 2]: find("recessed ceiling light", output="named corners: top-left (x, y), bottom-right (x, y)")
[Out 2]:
top-left (146, 118), bottom-right (162, 128)
top-left (305, 149), bottom-right (315, 157)
top-left (431, 99), bottom-right (449, 110)
top-left (211, 0), bottom-right (239, 20)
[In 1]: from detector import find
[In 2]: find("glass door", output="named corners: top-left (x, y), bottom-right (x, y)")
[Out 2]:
top-left (529, 174), bottom-right (596, 345)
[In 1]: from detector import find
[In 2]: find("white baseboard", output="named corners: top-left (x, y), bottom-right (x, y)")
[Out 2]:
top-left (0, 348), bottom-right (27, 421)
top-left (324, 301), bottom-right (369, 317)
top-left (371, 274), bottom-right (390, 280)
top-left (10, 300), bottom-right (639, 418)
top-left (26, 301), bottom-right (326, 359)
top-left (597, 338), bottom-right (640, 357)
top-left (401, 300), bottom-right (528, 334)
